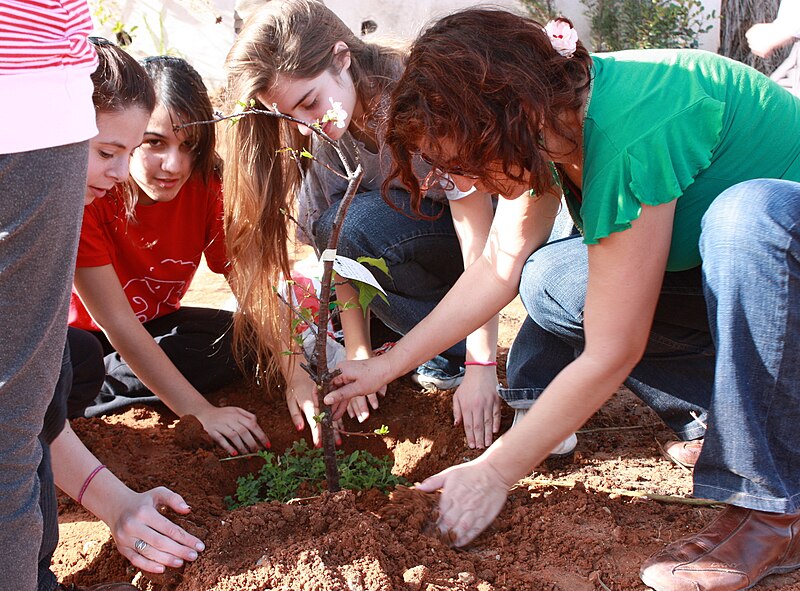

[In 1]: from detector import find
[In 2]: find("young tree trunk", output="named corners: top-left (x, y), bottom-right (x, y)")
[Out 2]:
top-left (312, 166), bottom-right (363, 492)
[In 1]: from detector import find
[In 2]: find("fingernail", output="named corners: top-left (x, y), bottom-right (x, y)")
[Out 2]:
top-left (231, 450), bottom-right (238, 456)
top-left (296, 423), bottom-right (304, 431)
top-left (196, 542), bottom-right (205, 552)
top-left (188, 551), bottom-right (198, 560)
top-left (265, 441), bottom-right (272, 449)
top-left (179, 502), bottom-right (190, 510)
top-left (173, 559), bottom-right (184, 567)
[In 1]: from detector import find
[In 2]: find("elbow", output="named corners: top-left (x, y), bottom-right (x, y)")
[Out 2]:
top-left (582, 339), bottom-right (647, 381)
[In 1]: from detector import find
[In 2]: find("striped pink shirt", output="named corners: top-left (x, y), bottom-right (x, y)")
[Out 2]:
top-left (0, 0), bottom-right (97, 72)
top-left (0, 0), bottom-right (98, 153)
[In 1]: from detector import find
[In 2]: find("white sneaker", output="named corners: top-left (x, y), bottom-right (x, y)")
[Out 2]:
top-left (512, 408), bottom-right (577, 458)
top-left (410, 368), bottom-right (465, 391)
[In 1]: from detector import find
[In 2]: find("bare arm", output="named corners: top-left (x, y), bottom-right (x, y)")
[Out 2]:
top-left (51, 422), bottom-right (205, 573)
top-left (74, 265), bottom-right (267, 455)
top-left (449, 191), bottom-right (502, 448)
top-left (337, 280), bottom-right (385, 421)
top-left (420, 200), bottom-right (676, 546)
top-left (325, 188), bottom-right (561, 410)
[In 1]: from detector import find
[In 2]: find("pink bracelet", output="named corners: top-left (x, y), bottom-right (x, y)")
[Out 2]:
top-left (77, 464), bottom-right (106, 505)
top-left (464, 361), bottom-right (498, 367)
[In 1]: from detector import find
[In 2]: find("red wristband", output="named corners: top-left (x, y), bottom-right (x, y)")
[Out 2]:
top-left (77, 464), bottom-right (106, 505)
top-left (464, 361), bottom-right (498, 367)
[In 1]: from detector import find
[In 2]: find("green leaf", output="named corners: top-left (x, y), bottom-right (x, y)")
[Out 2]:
top-left (356, 256), bottom-right (391, 278)
top-left (353, 280), bottom-right (388, 317)
top-left (300, 148), bottom-right (313, 159)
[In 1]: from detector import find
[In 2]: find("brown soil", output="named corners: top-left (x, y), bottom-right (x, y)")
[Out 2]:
top-left (53, 262), bottom-right (800, 591)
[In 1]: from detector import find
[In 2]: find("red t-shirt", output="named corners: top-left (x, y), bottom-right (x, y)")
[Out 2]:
top-left (69, 173), bottom-right (229, 331)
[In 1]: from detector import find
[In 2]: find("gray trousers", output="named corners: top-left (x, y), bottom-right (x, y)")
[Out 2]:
top-left (0, 142), bottom-right (87, 591)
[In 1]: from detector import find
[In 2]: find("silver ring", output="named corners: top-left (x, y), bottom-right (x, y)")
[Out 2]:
top-left (134, 538), bottom-right (148, 554)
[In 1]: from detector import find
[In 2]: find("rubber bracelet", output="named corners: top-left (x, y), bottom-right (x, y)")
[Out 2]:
top-left (77, 464), bottom-right (106, 505)
top-left (464, 361), bottom-right (498, 367)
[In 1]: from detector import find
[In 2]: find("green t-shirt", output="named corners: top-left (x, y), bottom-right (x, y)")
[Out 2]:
top-left (565, 49), bottom-right (800, 271)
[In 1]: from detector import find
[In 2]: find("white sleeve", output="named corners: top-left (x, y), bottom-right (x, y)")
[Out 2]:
top-left (777, 0), bottom-right (800, 39)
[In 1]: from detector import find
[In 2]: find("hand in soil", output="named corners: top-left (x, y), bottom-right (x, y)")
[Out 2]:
top-left (286, 373), bottom-right (343, 447)
top-left (326, 355), bottom-right (394, 418)
top-left (452, 367), bottom-right (502, 449)
top-left (346, 386), bottom-right (385, 423)
top-left (193, 404), bottom-right (269, 455)
top-left (416, 457), bottom-right (509, 547)
top-left (110, 486), bottom-right (205, 574)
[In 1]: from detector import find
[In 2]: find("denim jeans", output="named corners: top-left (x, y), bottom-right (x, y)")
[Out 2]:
top-left (501, 179), bottom-right (800, 512)
top-left (314, 190), bottom-right (466, 374)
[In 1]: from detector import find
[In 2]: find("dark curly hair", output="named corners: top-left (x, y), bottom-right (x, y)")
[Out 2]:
top-left (383, 9), bottom-right (592, 212)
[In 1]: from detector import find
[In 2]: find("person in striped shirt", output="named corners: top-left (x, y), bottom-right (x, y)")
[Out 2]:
top-left (0, 2), bottom-right (98, 589)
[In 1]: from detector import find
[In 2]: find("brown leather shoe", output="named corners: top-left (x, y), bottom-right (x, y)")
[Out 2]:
top-left (57, 583), bottom-right (137, 591)
top-left (640, 505), bottom-right (800, 591)
top-left (663, 438), bottom-right (704, 468)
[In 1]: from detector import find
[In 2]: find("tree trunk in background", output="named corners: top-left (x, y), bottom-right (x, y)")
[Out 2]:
top-left (719, 0), bottom-right (788, 73)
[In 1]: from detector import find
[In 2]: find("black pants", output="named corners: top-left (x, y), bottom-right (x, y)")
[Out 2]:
top-left (68, 307), bottom-right (242, 418)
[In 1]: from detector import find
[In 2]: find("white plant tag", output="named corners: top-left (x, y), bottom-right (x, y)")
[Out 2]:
top-left (332, 255), bottom-right (387, 295)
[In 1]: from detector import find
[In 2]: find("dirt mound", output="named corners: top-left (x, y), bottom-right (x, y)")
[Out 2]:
top-left (52, 276), bottom-right (800, 590)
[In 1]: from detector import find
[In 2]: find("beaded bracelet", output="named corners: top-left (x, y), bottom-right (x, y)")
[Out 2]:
top-left (77, 464), bottom-right (106, 505)
top-left (464, 361), bottom-right (498, 367)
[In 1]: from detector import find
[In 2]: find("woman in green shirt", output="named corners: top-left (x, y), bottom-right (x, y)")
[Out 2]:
top-left (324, 9), bottom-right (800, 591)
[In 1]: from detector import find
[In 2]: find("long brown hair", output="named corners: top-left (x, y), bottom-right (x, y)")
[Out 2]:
top-left (384, 9), bottom-right (592, 212)
top-left (223, 0), bottom-right (406, 385)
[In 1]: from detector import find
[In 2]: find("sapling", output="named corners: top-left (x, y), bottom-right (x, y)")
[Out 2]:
top-left (181, 98), bottom-right (383, 491)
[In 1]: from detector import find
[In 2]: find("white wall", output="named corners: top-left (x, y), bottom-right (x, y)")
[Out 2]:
top-left (90, 0), bottom-right (721, 90)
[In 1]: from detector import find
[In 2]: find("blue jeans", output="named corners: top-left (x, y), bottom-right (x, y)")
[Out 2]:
top-left (314, 190), bottom-right (466, 375)
top-left (501, 179), bottom-right (800, 513)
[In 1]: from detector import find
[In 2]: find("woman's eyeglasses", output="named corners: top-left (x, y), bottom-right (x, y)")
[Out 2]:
top-left (418, 153), bottom-right (480, 193)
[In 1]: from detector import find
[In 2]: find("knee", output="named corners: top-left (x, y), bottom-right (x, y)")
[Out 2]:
top-left (701, 179), bottom-right (800, 254)
top-left (520, 240), bottom-right (586, 330)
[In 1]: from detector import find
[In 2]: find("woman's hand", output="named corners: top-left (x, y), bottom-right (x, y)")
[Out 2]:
top-left (109, 486), bottom-right (205, 574)
top-left (346, 386), bottom-right (385, 423)
top-left (453, 367), bottom-right (502, 449)
top-left (344, 351), bottom-right (386, 423)
top-left (286, 372), bottom-right (342, 447)
top-left (193, 405), bottom-right (268, 456)
top-left (416, 455), bottom-right (510, 547)
top-left (746, 21), bottom-right (796, 58)
top-left (325, 356), bottom-right (394, 419)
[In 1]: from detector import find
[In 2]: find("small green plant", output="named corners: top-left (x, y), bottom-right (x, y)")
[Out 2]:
top-left (225, 440), bottom-right (407, 508)
top-left (582, 0), bottom-right (715, 51)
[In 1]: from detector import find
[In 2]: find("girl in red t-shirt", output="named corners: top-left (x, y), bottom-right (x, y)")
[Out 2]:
top-left (69, 56), bottom-right (268, 456)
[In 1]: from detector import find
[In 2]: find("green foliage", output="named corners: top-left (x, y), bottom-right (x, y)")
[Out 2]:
top-left (349, 257), bottom-right (392, 316)
top-left (357, 256), bottom-right (391, 277)
top-left (226, 440), bottom-right (406, 508)
top-left (373, 424), bottom-right (390, 435)
top-left (519, 0), bottom-right (560, 22)
top-left (353, 280), bottom-right (389, 317)
top-left (583, 0), bottom-right (715, 51)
